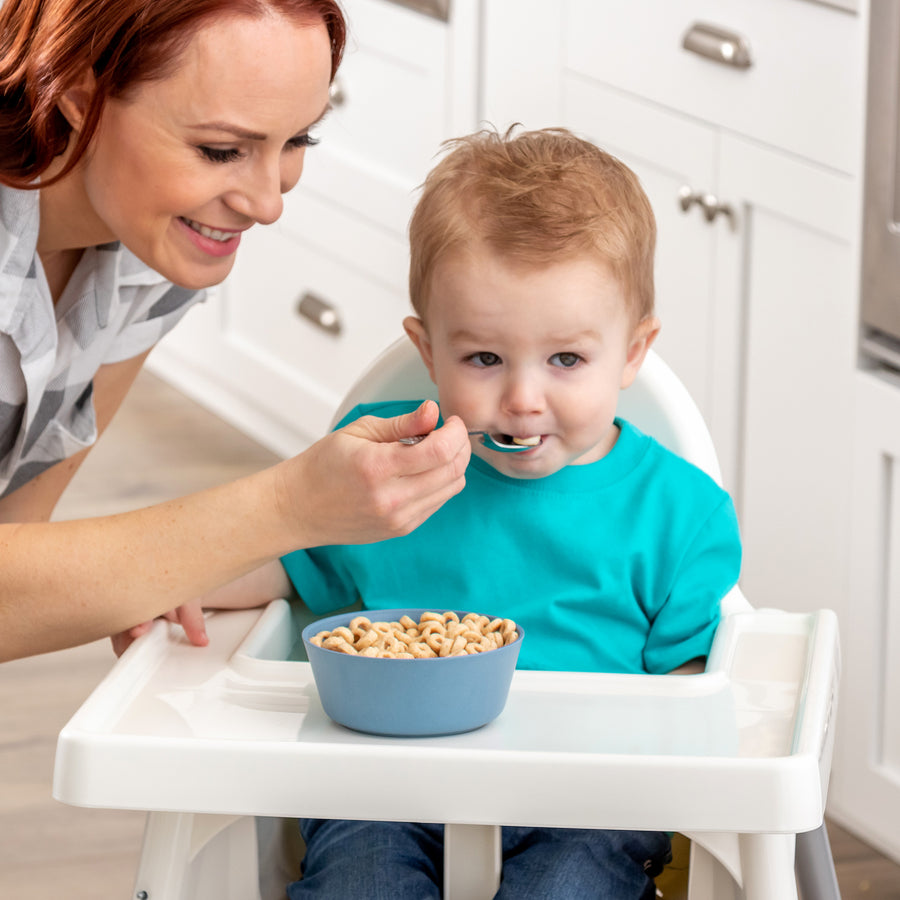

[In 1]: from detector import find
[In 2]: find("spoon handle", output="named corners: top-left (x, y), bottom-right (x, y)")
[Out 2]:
top-left (399, 431), bottom-right (531, 453)
top-left (399, 430), bottom-right (485, 445)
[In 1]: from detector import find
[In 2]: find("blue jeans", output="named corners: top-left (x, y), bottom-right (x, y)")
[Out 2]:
top-left (287, 819), bottom-right (671, 900)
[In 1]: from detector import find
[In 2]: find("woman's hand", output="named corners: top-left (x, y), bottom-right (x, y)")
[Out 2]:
top-left (277, 400), bottom-right (470, 550)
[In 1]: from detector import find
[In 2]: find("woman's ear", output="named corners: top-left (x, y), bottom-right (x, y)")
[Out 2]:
top-left (621, 315), bottom-right (661, 389)
top-left (403, 315), bottom-right (437, 384)
top-left (56, 69), bottom-right (98, 132)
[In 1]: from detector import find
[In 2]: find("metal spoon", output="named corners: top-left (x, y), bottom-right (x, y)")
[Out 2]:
top-left (399, 431), bottom-right (535, 453)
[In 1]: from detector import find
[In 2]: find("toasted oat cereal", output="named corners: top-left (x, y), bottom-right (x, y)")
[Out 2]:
top-left (309, 611), bottom-right (518, 658)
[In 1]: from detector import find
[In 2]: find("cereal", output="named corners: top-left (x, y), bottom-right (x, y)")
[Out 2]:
top-left (309, 611), bottom-right (519, 658)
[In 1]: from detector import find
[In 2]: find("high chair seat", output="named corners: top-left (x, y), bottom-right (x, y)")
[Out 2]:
top-left (53, 340), bottom-right (841, 900)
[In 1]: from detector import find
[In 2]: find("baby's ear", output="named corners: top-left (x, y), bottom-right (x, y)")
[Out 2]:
top-left (403, 316), bottom-right (437, 383)
top-left (621, 316), bottom-right (661, 389)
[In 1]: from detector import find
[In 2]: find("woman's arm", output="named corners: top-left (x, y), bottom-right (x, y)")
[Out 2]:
top-left (0, 373), bottom-right (469, 661)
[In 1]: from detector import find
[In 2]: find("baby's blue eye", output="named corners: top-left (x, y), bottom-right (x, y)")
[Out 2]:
top-left (468, 352), bottom-right (501, 367)
top-left (551, 352), bottom-right (582, 368)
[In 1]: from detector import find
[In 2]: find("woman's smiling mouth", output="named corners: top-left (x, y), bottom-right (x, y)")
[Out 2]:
top-left (177, 216), bottom-right (245, 260)
top-left (179, 216), bottom-right (242, 242)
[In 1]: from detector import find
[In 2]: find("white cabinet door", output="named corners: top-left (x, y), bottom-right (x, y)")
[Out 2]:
top-left (721, 135), bottom-right (859, 616)
top-left (832, 371), bottom-right (900, 864)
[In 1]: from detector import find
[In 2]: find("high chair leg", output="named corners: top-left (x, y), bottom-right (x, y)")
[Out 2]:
top-left (133, 812), bottom-right (262, 900)
top-left (738, 833), bottom-right (798, 900)
top-left (443, 823), bottom-right (502, 900)
top-left (795, 824), bottom-right (841, 900)
top-left (133, 811), bottom-right (195, 900)
top-left (686, 835), bottom-right (741, 900)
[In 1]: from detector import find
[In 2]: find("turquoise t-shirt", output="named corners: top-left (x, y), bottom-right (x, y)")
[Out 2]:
top-left (282, 401), bottom-right (742, 674)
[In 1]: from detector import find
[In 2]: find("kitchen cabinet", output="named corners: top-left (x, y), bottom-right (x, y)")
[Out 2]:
top-left (149, 0), bottom-right (481, 455)
top-left (834, 370), bottom-right (900, 864)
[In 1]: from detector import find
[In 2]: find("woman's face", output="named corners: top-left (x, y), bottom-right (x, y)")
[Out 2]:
top-left (69, 12), bottom-right (332, 290)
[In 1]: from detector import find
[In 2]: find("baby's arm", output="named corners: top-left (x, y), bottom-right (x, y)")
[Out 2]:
top-left (194, 560), bottom-right (292, 609)
top-left (645, 488), bottom-right (742, 675)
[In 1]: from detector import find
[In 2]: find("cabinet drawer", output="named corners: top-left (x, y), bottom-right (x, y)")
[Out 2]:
top-left (307, 0), bottom-right (451, 232)
top-left (564, 0), bottom-right (863, 174)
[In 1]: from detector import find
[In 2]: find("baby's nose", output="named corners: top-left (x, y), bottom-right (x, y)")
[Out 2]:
top-left (501, 374), bottom-right (545, 414)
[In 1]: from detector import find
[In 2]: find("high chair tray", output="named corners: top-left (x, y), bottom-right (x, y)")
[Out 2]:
top-left (54, 600), bottom-right (838, 835)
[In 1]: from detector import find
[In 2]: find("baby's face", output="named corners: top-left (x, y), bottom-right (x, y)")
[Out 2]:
top-left (405, 249), bottom-right (656, 479)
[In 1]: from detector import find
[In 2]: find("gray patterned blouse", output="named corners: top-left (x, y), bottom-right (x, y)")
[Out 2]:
top-left (0, 185), bottom-right (204, 498)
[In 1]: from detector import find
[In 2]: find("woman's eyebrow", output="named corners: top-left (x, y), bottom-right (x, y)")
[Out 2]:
top-left (190, 103), bottom-right (333, 142)
top-left (190, 122), bottom-right (267, 141)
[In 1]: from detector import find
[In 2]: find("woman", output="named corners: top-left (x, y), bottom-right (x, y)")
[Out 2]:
top-left (0, 0), bottom-right (470, 662)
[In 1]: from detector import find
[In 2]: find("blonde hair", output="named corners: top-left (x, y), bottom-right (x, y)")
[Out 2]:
top-left (408, 126), bottom-right (656, 322)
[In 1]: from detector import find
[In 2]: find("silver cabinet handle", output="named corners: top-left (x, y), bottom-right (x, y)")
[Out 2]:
top-left (682, 22), bottom-right (753, 69)
top-left (678, 185), bottom-right (704, 213)
top-left (297, 291), bottom-right (342, 336)
top-left (678, 185), bottom-right (737, 229)
top-left (697, 193), bottom-right (736, 227)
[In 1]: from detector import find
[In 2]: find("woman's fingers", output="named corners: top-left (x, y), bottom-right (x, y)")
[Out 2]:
top-left (350, 399), bottom-right (441, 446)
top-left (278, 407), bottom-right (470, 549)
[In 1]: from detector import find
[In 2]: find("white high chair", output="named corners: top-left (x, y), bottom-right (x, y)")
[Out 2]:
top-left (53, 338), bottom-right (841, 900)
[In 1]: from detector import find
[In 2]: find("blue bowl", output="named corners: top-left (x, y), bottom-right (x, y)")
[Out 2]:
top-left (302, 608), bottom-right (523, 736)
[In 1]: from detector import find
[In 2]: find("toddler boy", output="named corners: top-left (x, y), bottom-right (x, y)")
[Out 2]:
top-left (213, 126), bottom-right (742, 899)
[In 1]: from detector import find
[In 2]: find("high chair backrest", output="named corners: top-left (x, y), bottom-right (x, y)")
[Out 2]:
top-left (334, 338), bottom-right (724, 485)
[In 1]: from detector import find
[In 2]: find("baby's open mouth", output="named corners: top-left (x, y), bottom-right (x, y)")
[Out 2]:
top-left (498, 434), bottom-right (542, 447)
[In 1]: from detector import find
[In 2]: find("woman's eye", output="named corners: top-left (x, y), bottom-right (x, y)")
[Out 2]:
top-left (198, 146), bottom-right (242, 163)
top-left (551, 352), bottom-right (582, 368)
top-left (467, 352), bottom-right (501, 368)
top-left (287, 132), bottom-right (320, 150)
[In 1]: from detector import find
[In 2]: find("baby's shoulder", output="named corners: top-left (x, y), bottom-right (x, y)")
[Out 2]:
top-left (620, 419), bottom-right (729, 505)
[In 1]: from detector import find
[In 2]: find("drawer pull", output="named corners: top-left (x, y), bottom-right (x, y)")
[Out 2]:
top-left (297, 292), bottom-right (342, 336)
top-left (678, 185), bottom-right (703, 214)
top-left (682, 22), bottom-right (753, 69)
top-left (678, 185), bottom-right (737, 229)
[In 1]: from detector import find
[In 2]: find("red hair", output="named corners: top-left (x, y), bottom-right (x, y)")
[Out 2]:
top-left (409, 126), bottom-right (657, 323)
top-left (0, 0), bottom-right (346, 188)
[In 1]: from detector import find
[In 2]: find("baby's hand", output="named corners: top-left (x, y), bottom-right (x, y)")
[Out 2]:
top-left (110, 600), bottom-right (209, 657)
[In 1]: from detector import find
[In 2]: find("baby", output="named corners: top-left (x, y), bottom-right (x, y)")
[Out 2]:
top-left (211, 126), bottom-right (742, 898)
